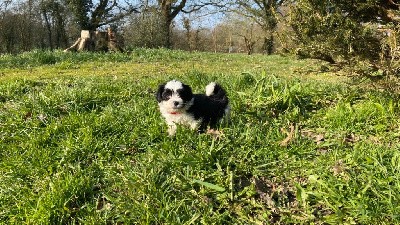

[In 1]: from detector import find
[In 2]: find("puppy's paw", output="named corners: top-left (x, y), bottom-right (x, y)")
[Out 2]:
top-left (167, 125), bottom-right (177, 136)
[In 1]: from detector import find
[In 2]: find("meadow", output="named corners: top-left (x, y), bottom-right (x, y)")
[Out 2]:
top-left (1, 49), bottom-right (400, 224)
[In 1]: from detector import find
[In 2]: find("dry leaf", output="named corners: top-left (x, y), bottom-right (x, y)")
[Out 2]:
top-left (315, 134), bottom-right (325, 145)
top-left (331, 160), bottom-right (346, 176)
top-left (317, 147), bottom-right (329, 154)
top-left (368, 136), bottom-right (381, 145)
top-left (300, 129), bottom-right (314, 138)
top-left (280, 124), bottom-right (295, 147)
top-left (96, 196), bottom-right (112, 211)
top-left (206, 129), bottom-right (224, 139)
top-left (343, 133), bottom-right (359, 144)
top-left (37, 114), bottom-right (47, 123)
top-left (23, 111), bottom-right (32, 121)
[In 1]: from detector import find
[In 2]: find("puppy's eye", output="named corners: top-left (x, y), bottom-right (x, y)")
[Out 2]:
top-left (162, 89), bottom-right (172, 99)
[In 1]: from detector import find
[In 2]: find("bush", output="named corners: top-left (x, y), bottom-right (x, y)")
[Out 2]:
top-left (289, 0), bottom-right (400, 77)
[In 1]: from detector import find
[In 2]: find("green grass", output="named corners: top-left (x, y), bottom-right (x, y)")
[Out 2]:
top-left (1, 49), bottom-right (400, 224)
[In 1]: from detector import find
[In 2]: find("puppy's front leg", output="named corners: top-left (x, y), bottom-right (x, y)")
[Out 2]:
top-left (189, 120), bottom-right (201, 132)
top-left (167, 123), bottom-right (177, 136)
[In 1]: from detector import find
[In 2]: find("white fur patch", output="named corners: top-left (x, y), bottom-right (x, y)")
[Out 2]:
top-left (159, 103), bottom-right (200, 136)
top-left (160, 80), bottom-right (188, 113)
top-left (165, 80), bottom-right (183, 91)
top-left (205, 82), bottom-right (216, 96)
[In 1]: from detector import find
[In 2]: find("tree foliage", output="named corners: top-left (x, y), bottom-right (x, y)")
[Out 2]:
top-left (234, 0), bottom-right (285, 30)
top-left (65, 0), bottom-right (139, 30)
top-left (289, 0), bottom-right (400, 75)
top-left (3, 0), bottom-right (400, 79)
top-left (232, 0), bottom-right (287, 54)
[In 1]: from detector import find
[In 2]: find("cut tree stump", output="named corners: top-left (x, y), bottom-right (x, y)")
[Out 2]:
top-left (64, 28), bottom-right (123, 52)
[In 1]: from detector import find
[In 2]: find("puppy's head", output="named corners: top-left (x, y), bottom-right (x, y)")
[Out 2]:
top-left (156, 80), bottom-right (193, 113)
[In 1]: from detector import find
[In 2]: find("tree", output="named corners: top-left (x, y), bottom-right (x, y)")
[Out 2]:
top-left (40, 0), bottom-right (68, 50)
top-left (157, 0), bottom-right (186, 47)
top-left (123, 6), bottom-right (165, 48)
top-left (289, 0), bottom-right (400, 75)
top-left (155, 0), bottom-right (227, 48)
top-left (62, 0), bottom-right (139, 51)
top-left (182, 17), bottom-right (191, 50)
top-left (0, 0), bottom-right (12, 12)
top-left (0, 0), bottom-right (46, 53)
top-left (65, 0), bottom-right (140, 30)
top-left (232, 0), bottom-right (287, 54)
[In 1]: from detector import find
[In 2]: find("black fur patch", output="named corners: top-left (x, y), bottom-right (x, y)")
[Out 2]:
top-left (188, 92), bottom-right (229, 131)
top-left (156, 83), bottom-right (171, 102)
top-left (177, 84), bottom-right (193, 102)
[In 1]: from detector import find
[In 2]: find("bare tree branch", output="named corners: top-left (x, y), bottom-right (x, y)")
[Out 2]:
top-left (181, 1), bottom-right (229, 13)
top-left (170, 0), bottom-right (187, 19)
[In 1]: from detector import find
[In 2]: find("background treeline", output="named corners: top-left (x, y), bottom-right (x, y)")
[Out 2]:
top-left (1, 0), bottom-right (400, 76)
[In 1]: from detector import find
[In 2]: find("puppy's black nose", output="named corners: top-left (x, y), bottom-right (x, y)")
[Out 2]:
top-left (173, 101), bottom-right (179, 106)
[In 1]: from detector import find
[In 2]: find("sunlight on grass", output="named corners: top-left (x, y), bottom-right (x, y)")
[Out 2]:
top-left (0, 49), bottom-right (399, 224)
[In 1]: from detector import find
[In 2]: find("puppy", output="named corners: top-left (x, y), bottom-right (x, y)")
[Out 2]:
top-left (156, 80), bottom-right (230, 136)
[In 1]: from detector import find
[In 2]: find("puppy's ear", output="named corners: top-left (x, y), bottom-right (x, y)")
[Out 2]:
top-left (155, 83), bottom-right (165, 102)
top-left (182, 84), bottom-right (192, 93)
top-left (179, 84), bottom-right (193, 101)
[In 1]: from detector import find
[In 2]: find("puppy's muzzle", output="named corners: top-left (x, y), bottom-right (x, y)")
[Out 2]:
top-left (172, 101), bottom-right (185, 109)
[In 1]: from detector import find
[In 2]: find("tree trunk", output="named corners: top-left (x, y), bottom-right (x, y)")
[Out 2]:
top-left (162, 18), bottom-right (172, 48)
top-left (54, 11), bottom-right (68, 48)
top-left (212, 28), bottom-right (217, 53)
top-left (64, 28), bottom-right (123, 52)
top-left (263, 34), bottom-right (274, 55)
top-left (42, 10), bottom-right (53, 50)
top-left (244, 36), bottom-right (255, 55)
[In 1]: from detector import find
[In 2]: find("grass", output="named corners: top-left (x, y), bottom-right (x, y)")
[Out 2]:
top-left (0, 49), bottom-right (400, 224)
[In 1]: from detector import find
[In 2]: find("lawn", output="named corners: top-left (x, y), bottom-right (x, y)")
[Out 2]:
top-left (1, 49), bottom-right (400, 224)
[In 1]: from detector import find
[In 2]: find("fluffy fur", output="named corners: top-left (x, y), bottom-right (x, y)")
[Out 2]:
top-left (156, 80), bottom-right (230, 136)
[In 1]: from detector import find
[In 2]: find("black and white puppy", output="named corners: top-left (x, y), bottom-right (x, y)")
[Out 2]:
top-left (156, 80), bottom-right (230, 136)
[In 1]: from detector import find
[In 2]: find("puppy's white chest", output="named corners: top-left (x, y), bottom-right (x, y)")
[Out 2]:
top-left (164, 113), bottom-right (199, 128)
